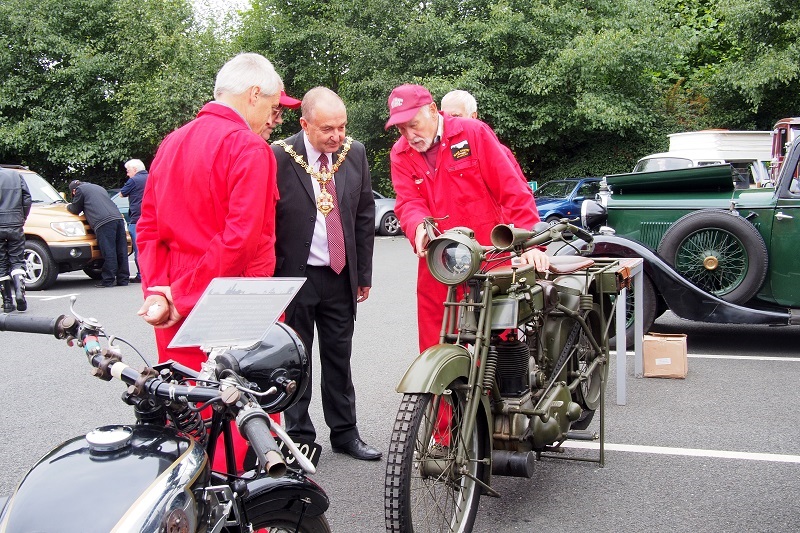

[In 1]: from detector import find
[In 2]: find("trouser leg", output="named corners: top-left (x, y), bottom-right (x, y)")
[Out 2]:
top-left (129, 222), bottom-right (140, 279)
top-left (95, 223), bottom-right (117, 286)
top-left (114, 221), bottom-right (130, 284)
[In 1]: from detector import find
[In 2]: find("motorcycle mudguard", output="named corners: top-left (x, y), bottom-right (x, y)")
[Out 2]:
top-left (241, 470), bottom-right (329, 521)
top-left (396, 344), bottom-right (472, 395)
top-left (0, 425), bottom-right (206, 533)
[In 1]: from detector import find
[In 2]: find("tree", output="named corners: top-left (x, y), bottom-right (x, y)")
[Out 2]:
top-left (0, 0), bottom-right (224, 188)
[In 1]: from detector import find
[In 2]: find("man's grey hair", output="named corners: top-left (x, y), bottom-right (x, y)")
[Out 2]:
top-left (441, 90), bottom-right (478, 117)
top-left (213, 53), bottom-right (283, 99)
top-left (125, 159), bottom-right (146, 172)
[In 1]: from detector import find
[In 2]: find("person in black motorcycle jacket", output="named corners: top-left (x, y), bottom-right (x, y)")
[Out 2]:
top-left (0, 167), bottom-right (32, 312)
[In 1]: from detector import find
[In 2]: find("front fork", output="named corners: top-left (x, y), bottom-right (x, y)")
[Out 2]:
top-left (439, 280), bottom-right (495, 483)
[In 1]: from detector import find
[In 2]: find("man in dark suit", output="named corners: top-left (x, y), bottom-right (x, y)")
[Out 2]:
top-left (271, 87), bottom-right (379, 461)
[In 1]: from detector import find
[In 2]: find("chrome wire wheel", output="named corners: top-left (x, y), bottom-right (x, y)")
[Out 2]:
top-left (658, 210), bottom-right (767, 304)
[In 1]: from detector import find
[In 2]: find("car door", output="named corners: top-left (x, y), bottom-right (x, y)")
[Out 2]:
top-left (766, 141), bottom-right (800, 306)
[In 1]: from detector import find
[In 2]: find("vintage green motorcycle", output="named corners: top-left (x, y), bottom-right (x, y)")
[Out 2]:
top-left (384, 220), bottom-right (629, 533)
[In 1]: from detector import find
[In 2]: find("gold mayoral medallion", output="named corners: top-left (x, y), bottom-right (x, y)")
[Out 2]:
top-left (276, 138), bottom-right (353, 216)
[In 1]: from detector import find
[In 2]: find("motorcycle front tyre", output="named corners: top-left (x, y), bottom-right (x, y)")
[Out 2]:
top-left (250, 511), bottom-right (331, 533)
top-left (385, 387), bottom-right (488, 533)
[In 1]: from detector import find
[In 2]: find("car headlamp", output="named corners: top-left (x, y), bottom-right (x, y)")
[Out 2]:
top-left (580, 199), bottom-right (607, 231)
top-left (51, 221), bottom-right (87, 237)
top-left (426, 229), bottom-right (484, 285)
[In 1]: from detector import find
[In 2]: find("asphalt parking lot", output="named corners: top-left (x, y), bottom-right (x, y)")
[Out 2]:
top-left (2, 236), bottom-right (799, 532)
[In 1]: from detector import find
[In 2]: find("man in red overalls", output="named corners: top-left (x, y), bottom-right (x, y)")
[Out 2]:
top-left (387, 84), bottom-right (550, 447)
top-left (386, 84), bottom-right (549, 353)
top-left (137, 53), bottom-right (288, 470)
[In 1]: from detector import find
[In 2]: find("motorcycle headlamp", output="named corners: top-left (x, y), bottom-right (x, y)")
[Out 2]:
top-left (426, 229), bottom-right (484, 285)
top-left (220, 323), bottom-right (309, 413)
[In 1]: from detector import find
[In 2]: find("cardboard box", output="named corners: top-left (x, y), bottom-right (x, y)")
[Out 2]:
top-left (643, 333), bottom-right (688, 378)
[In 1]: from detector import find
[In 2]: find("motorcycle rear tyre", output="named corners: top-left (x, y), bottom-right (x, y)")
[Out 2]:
top-left (385, 388), bottom-right (487, 532)
top-left (250, 511), bottom-right (331, 532)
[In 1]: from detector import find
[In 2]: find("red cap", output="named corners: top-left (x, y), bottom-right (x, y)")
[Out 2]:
top-left (385, 84), bottom-right (434, 130)
top-left (279, 90), bottom-right (301, 109)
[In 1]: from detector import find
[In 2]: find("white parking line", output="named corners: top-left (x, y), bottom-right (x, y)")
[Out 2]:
top-left (617, 351), bottom-right (800, 363)
top-left (561, 441), bottom-right (800, 463)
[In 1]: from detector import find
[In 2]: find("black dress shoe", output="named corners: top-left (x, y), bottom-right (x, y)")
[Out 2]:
top-left (95, 282), bottom-right (113, 288)
top-left (331, 438), bottom-right (382, 461)
top-left (129, 276), bottom-right (141, 283)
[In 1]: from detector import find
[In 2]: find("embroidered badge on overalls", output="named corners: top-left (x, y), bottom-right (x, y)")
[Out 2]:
top-left (451, 140), bottom-right (471, 160)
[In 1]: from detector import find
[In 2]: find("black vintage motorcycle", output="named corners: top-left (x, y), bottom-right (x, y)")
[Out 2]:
top-left (0, 299), bottom-right (330, 533)
top-left (385, 220), bottom-right (629, 532)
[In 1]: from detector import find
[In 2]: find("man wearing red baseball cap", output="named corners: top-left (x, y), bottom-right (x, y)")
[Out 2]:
top-left (261, 90), bottom-right (302, 141)
top-left (386, 83), bottom-right (549, 352)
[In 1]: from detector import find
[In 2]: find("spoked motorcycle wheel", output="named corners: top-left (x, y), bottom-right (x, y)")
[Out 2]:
top-left (385, 386), bottom-right (487, 532)
top-left (570, 306), bottom-right (608, 430)
top-left (252, 511), bottom-right (332, 533)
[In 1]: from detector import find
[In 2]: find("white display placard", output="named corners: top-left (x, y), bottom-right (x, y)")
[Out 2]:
top-left (168, 277), bottom-right (305, 349)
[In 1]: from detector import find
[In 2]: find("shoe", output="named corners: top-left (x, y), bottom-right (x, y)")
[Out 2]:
top-left (95, 282), bottom-right (113, 288)
top-left (116, 281), bottom-right (129, 286)
top-left (129, 277), bottom-right (141, 283)
top-left (331, 438), bottom-right (382, 461)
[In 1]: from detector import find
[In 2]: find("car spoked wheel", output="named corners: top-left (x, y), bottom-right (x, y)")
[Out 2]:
top-left (658, 210), bottom-right (767, 304)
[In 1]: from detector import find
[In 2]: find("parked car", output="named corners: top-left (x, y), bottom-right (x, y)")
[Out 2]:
top-left (374, 190), bottom-right (401, 236)
top-left (570, 135), bottom-right (800, 343)
top-left (1, 165), bottom-right (130, 290)
top-left (533, 177), bottom-right (601, 225)
top-left (108, 189), bottom-right (130, 223)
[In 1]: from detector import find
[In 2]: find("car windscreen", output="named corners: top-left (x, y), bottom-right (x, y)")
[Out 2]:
top-left (633, 157), bottom-right (694, 173)
top-left (20, 172), bottom-right (65, 203)
top-left (534, 181), bottom-right (573, 198)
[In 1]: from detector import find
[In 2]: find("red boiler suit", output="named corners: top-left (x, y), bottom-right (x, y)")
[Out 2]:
top-left (137, 102), bottom-right (279, 471)
top-left (138, 101), bottom-right (279, 368)
top-left (390, 113), bottom-right (541, 352)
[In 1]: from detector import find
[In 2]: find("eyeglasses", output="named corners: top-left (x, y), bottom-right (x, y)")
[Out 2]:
top-left (272, 107), bottom-right (285, 120)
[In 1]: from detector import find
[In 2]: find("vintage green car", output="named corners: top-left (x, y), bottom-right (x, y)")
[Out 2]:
top-left (568, 136), bottom-right (800, 341)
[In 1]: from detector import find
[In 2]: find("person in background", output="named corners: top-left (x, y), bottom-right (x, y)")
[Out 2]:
top-left (386, 83), bottom-right (549, 353)
top-left (0, 167), bottom-right (32, 312)
top-left (67, 180), bottom-right (129, 288)
top-left (120, 159), bottom-right (148, 283)
top-left (440, 89), bottom-right (530, 191)
top-left (261, 90), bottom-right (301, 141)
top-left (271, 87), bottom-right (379, 461)
top-left (440, 89), bottom-right (479, 119)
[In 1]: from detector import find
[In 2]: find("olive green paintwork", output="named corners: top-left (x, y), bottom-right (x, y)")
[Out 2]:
top-left (396, 344), bottom-right (472, 394)
top-left (395, 343), bottom-right (493, 425)
top-left (604, 151), bottom-right (800, 307)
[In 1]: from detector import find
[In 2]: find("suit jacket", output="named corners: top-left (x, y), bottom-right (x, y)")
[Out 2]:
top-left (272, 131), bottom-right (375, 316)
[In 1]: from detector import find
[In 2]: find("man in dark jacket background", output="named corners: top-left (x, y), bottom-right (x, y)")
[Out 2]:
top-left (67, 180), bottom-right (129, 287)
top-left (0, 167), bottom-right (32, 312)
top-left (120, 159), bottom-right (148, 283)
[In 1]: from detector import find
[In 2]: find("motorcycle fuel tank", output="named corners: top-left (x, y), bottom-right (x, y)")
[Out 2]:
top-left (0, 424), bottom-right (207, 533)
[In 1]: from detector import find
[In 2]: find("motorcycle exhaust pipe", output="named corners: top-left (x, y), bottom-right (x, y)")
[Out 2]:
top-left (491, 450), bottom-right (535, 478)
top-left (264, 450), bottom-right (287, 478)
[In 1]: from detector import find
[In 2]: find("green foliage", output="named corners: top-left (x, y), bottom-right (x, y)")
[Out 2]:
top-left (1, 0), bottom-right (798, 193)
top-left (0, 0), bottom-right (221, 187)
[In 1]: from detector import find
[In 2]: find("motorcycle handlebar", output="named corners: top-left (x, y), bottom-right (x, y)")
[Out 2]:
top-left (237, 408), bottom-right (286, 478)
top-left (0, 313), bottom-right (75, 339)
top-left (569, 225), bottom-right (594, 243)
